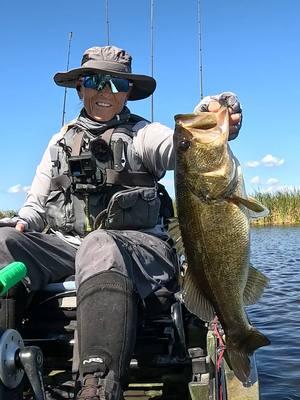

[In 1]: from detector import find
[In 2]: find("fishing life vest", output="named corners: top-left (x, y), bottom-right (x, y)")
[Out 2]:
top-left (45, 115), bottom-right (173, 237)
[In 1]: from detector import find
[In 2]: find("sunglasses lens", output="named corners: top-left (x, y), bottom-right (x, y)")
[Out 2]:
top-left (110, 77), bottom-right (130, 93)
top-left (83, 75), bottom-right (131, 93)
top-left (83, 75), bottom-right (101, 89)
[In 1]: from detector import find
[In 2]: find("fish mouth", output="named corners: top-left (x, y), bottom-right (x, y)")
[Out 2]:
top-left (175, 112), bottom-right (218, 130)
top-left (175, 107), bottom-right (229, 144)
top-left (175, 107), bottom-right (229, 130)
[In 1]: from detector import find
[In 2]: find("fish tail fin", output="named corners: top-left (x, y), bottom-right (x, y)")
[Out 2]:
top-left (226, 329), bottom-right (270, 382)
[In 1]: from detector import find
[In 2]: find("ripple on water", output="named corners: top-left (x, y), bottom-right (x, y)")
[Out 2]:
top-left (248, 226), bottom-right (300, 400)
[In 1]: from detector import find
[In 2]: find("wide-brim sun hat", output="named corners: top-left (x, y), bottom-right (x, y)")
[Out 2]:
top-left (54, 46), bottom-right (156, 101)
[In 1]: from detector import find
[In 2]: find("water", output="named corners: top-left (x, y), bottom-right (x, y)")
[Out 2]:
top-left (248, 226), bottom-right (300, 400)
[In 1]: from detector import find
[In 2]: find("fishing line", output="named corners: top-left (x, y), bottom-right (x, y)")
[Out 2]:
top-left (61, 31), bottom-right (73, 127)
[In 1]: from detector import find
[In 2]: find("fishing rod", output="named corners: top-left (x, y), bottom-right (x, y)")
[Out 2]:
top-left (61, 31), bottom-right (73, 127)
top-left (105, 0), bottom-right (110, 45)
top-left (150, 0), bottom-right (154, 122)
top-left (197, 0), bottom-right (204, 99)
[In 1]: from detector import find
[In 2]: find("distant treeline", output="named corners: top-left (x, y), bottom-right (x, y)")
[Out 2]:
top-left (1, 190), bottom-right (300, 226)
top-left (252, 189), bottom-right (300, 226)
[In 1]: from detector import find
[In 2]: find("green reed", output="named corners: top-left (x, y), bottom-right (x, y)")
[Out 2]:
top-left (1, 190), bottom-right (300, 226)
top-left (0, 210), bottom-right (16, 219)
top-left (252, 189), bottom-right (300, 225)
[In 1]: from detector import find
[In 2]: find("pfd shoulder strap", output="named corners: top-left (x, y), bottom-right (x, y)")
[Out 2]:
top-left (105, 121), bottom-right (156, 187)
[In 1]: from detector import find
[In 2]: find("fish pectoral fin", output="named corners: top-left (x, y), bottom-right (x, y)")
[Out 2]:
top-left (167, 218), bottom-right (186, 257)
top-left (243, 264), bottom-right (269, 305)
top-left (231, 195), bottom-right (269, 219)
top-left (182, 268), bottom-right (215, 322)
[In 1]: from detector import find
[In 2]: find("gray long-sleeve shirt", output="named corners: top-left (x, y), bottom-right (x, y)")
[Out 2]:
top-left (18, 119), bottom-right (175, 232)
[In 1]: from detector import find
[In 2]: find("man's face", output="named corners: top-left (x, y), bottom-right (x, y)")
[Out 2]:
top-left (80, 81), bottom-right (130, 122)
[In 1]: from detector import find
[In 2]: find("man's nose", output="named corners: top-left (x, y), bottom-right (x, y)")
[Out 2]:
top-left (98, 82), bottom-right (111, 94)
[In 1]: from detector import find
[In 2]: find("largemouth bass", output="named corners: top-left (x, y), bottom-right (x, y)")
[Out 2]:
top-left (173, 107), bottom-right (270, 383)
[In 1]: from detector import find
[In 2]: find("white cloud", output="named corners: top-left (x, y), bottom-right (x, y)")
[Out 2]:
top-left (261, 154), bottom-right (284, 167)
top-left (8, 184), bottom-right (22, 193)
top-left (250, 176), bottom-right (261, 184)
top-left (7, 184), bottom-right (30, 194)
top-left (245, 154), bottom-right (284, 169)
top-left (252, 183), bottom-right (299, 194)
top-left (246, 160), bottom-right (260, 168)
top-left (266, 178), bottom-right (279, 185)
top-left (264, 185), bottom-right (284, 193)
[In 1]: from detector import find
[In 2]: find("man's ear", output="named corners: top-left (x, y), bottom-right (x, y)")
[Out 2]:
top-left (125, 86), bottom-right (132, 103)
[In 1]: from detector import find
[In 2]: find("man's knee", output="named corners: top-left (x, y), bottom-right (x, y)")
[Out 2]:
top-left (80, 230), bottom-right (116, 248)
top-left (0, 227), bottom-right (24, 266)
top-left (75, 230), bottom-right (126, 286)
top-left (0, 227), bottom-right (22, 244)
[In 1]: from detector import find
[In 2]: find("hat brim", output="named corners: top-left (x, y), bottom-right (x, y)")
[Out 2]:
top-left (54, 67), bottom-right (156, 101)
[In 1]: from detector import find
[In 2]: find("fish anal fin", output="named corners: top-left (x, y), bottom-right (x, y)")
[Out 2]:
top-left (182, 269), bottom-right (215, 322)
top-left (243, 265), bottom-right (269, 306)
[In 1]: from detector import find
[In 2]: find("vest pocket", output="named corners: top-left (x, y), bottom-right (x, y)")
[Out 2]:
top-left (45, 188), bottom-right (75, 233)
top-left (104, 187), bottom-right (161, 230)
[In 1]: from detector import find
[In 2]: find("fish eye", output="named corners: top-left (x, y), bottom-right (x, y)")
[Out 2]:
top-left (178, 139), bottom-right (191, 151)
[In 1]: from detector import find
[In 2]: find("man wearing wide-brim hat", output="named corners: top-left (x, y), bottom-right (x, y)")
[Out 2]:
top-left (54, 45), bottom-right (156, 100)
top-left (0, 45), bottom-right (242, 400)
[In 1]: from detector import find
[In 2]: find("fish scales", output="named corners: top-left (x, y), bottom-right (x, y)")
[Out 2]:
top-left (173, 107), bottom-right (270, 383)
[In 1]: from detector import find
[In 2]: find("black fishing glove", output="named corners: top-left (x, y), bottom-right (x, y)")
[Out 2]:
top-left (194, 92), bottom-right (242, 140)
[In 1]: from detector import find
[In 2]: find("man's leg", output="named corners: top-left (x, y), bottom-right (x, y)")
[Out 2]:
top-left (75, 230), bottom-right (138, 400)
top-left (0, 227), bottom-right (76, 329)
top-left (75, 229), bottom-right (178, 400)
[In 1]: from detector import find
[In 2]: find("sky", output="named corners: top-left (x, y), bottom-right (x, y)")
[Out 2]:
top-left (1, 0), bottom-right (299, 211)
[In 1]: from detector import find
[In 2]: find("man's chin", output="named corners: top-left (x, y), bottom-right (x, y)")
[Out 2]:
top-left (86, 111), bottom-right (111, 123)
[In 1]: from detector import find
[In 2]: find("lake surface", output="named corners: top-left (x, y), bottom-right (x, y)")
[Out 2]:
top-left (248, 226), bottom-right (300, 400)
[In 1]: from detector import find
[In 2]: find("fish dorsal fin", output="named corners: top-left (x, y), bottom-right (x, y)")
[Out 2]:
top-left (231, 195), bottom-right (269, 219)
top-left (243, 264), bottom-right (269, 306)
top-left (182, 268), bottom-right (215, 322)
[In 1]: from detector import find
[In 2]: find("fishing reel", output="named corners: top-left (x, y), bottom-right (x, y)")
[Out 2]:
top-left (0, 329), bottom-right (46, 399)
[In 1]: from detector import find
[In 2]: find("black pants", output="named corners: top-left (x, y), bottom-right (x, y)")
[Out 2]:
top-left (0, 226), bottom-right (179, 393)
top-left (0, 227), bottom-right (178, 298)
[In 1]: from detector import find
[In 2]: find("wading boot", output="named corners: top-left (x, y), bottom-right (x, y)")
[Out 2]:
top-left (76, 371), bottom-right (122, 400)
top-left (76, 271), bottom-right (138, 400)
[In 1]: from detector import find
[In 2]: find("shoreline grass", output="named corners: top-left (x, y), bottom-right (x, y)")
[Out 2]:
top-left (0, 210), bottom-right (16, 219)
top-left (252, 189), bottom-right (300, 226)
top-left (1, 190), bottom-right (300, 226)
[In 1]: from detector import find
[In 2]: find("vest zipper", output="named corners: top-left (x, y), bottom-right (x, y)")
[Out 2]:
top-left (84, 194), bottom-right (92, 233)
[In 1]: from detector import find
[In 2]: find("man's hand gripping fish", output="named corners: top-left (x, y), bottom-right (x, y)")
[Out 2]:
top-left (172, 107), bottom-right (270, 383)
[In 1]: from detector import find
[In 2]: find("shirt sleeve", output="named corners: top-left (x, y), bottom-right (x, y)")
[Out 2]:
top-left (18, 130), bottom-right (65, 232)
top-left (132, 121), bottom-right (175, 179)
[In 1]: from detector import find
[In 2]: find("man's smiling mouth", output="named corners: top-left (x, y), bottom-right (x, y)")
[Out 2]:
top-left (96, 102), bottom-right (111, 107)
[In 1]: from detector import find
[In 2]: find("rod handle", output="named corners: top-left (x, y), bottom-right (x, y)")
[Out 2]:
top-left (0, 262), bottom-right (27, 296)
